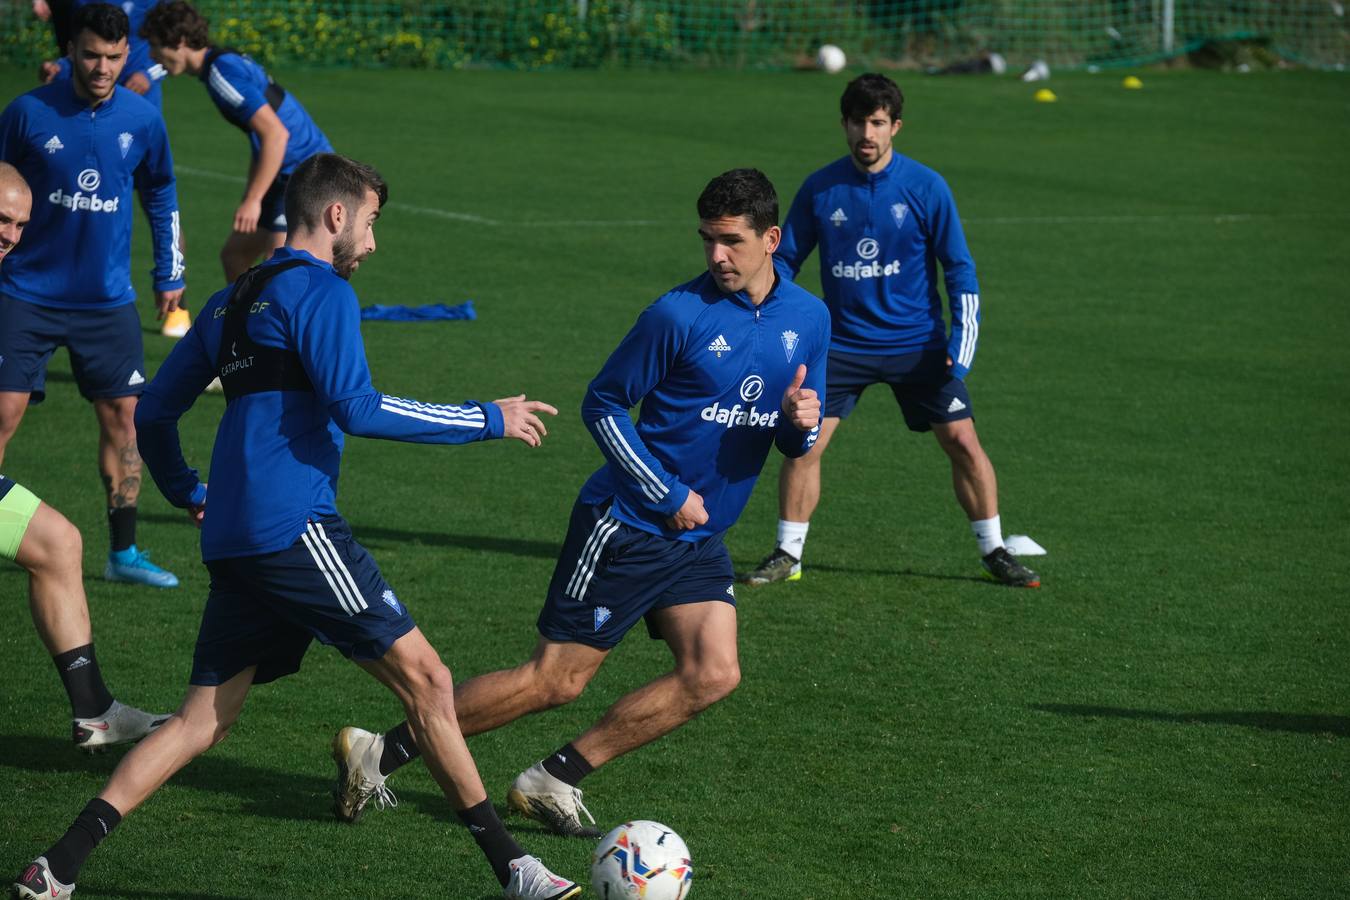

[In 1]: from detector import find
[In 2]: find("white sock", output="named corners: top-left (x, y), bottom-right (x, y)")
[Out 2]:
top-left (971, 515), bottom-right (1004, 556)
top-left (776, 520), bottom-right (809, 560)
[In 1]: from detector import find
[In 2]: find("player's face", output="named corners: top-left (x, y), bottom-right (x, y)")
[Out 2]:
top-left (0, 183), bottom-right (33, 265)
top-left (699, 215), bottom-right (781, 296)
top-left (332, 189), bottom-right (381, 280)
top-left (69, 30), bottom-right (128, 103)
top-left (147, 38), bottom-right (190, 76)
top-left (843, 107), bottom-right (902, 172)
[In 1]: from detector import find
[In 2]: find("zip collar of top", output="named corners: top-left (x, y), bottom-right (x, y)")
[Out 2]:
top-left (724, 270), bottom-right (784, 311)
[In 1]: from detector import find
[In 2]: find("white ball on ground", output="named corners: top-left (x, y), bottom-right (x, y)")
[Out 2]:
top-left (592, 820), bottom-right (693, 900)
top-left (817, 43), bottom-right (847, 74)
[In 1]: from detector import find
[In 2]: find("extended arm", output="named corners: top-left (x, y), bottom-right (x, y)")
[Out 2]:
top-left (135, 325), bottom-right (216, 509)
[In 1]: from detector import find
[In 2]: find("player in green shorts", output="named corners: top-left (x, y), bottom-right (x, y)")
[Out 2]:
top-left (2, 476), bottom-right (169, 750)
top-left (0, 165), bottom-right (166, 753)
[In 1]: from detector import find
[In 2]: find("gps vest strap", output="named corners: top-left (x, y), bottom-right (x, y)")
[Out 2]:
top-left (218, 258), bottom-right (315, 402)
top-left (200, 48), bottom-right (287, 133)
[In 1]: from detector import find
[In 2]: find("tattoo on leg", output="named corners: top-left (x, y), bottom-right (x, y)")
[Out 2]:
top-left (112, 476), bottom-right (140, 508)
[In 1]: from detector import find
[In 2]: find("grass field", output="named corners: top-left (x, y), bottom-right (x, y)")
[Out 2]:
top-left (1, 66), bottom-right (1347, 899)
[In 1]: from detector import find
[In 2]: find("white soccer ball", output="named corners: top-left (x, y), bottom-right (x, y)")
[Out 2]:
top-left (817, 43), bottom-right (847, 74)
top-left (591, 820), bottom-right (693, 900)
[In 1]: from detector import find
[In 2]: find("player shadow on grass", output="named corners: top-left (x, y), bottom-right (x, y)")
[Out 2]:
top-left (783, 561), bottom-right (989, 584)
top-left (74, 885), bottom-right (254, 900)
top-left (0, 735), bottom-right (447, 823)
top-left (1031, 704), bottom-right (1350, 736)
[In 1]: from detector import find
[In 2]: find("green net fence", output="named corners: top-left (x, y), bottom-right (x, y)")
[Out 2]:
top-left (3, 1), bottom-right (1347, 71)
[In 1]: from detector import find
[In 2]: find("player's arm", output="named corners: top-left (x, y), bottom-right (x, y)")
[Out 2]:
top-left (135, 314), bottom-right (217, 511)
top-left (235, 104), bottom-right (289, 234)
top-left (775, 317), bottom-right (829, 458)
top-left (580, 301), bottom-right (692, 519)
top-left (773, 181), bottom-right (819, 280)
top-left (133, 113), bottom-right (186, 316)
top-left (927, 178), bottom-right (981, 379)
top-left (294, 278), bottom-right (550, 446)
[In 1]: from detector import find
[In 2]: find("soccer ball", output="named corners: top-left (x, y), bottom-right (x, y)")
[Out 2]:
top-left (817, 44), bottom-right (847, 74)
top-left (591, 820), bottom-right (693, 900)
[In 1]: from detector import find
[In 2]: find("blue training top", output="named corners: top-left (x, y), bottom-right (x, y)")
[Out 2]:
top-left (0, 80), bottom-right (183, 308)
top-left (136, 247), bottom-right (505, 561)
top-left (579, 271), bottom-right (831, 542)
top-left (777, 151), bottom-right (982, 378)
top-left (199, 49), bottom-right (333, 175)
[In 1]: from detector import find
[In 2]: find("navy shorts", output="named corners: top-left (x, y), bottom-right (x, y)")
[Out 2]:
top-left (0, 294), bottom-right (145, 403)
top-left (824, 348), bottom-right (974, 433)
top-left (191, 517), bottom-right (415, 686)
top-left (260, 174), bottom-right (289, 233)
top-left (537, 499), bottom-right (737, 650)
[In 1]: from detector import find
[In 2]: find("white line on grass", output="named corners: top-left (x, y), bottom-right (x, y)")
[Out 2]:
top-left (174, 166), bottom-right (1347, 230)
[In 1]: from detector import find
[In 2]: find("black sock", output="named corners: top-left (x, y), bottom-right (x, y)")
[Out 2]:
top-left (378, 721), bottom-right (420, 776)
top-left (457, 798), bottom-right (524, 887)
top-left (53, 644), bottom-right (115, 720)
top-left (43, 798), bottom-right (122, 885)
top-left (541, 742), bottom-right (594, 787)
top-left (107, 508), bottom-right (136, 553)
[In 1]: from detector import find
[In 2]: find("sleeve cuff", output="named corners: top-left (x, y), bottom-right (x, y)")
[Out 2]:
top-left (480, 400), bottom-right (504, 439)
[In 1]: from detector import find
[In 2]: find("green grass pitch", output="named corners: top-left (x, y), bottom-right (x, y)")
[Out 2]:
top-left (0, 66), bottom-right (1347, 898)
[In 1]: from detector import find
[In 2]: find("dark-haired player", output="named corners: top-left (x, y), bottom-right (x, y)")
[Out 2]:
top-left (9, 153), bottom-right (576, 900)
top-left (0, 2), bottom-right (186, 590)
top-left (331, 168), bottom-right (830, 837)
top-left (141, 0), bottom-right (333, 281)
top-left (741, 72), bottom-right (1040, 589)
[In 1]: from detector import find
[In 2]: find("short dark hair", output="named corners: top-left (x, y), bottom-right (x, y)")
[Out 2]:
top-left (72, 3), bottom-right (129, 45)
top-left (840, 73), bottom-right (904, 122)
top-left (284, 153), bottom-right (389, 233)
top-left (696, 168), bottom-right (778, 235)
top-left (140, 1), bottom-right (211, 50)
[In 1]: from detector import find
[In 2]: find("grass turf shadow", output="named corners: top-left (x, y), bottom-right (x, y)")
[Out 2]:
top-left (1031, 704), bottom-right (1350, 736)
top-left (0, 735), bottom-right (449, 823)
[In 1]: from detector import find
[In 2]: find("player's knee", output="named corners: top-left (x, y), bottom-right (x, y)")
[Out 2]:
top-left (404, 659), bottom-right (456, 712)
top-left (27, 511), bottom-right (82, 573)
top-left (682, 660), bottom-right (740, 708)
top-left (538, 669), bottom-right (589, 708)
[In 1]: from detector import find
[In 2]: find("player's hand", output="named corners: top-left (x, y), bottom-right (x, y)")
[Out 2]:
top-left (493, 394), bottom-right (558, 447)
top-left (38, 60), bottom-right (60, 83)
top-left (33, 0), bottom-right (51, 22)
top-left (233, 198), bottom-right (262, 234)
top-left (188, 484), bottom-right (206, 529)
top-left (782, 364), bottom-right (820, 432)
top-left (125, 72), bottom-right (151, 95)
top-left (666, 489), bottom-right (708, 531)
top-left (155, 288), bottom-right (185, 320)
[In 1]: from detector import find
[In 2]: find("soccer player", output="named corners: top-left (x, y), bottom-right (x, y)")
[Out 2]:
top-left (329, 168), bottom-right (829, 837)
top-left (740, 73), bottom-right (1041, 588)
top-left (39, 0), bottom-right (168, 111)
top-left (140, 0), bottom-right (335, 283)
top-left (0, 162), bottom-right (167, 752)
top-left (9, 152), bottom-right (578, 900)
top-left (0, 3), bottom-right (186, 590)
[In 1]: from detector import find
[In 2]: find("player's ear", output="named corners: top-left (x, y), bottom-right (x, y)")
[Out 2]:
top-left (323, 200), bottom-right (345, 235)
top-left (763, 224), bottom-right (781, 255)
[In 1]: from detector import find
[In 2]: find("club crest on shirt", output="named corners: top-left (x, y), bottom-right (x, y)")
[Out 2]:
top-left (890, 202), bottom-right (909, 227)
top-left (781, 329), bottom-right (799, 363)
top-left (118, 132), bottom-right (134, 159)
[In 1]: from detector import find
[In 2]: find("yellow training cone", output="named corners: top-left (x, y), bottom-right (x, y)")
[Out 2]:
top-left (1034, 88), bottom-right (1057, 102)
top-left (1122, 75), bottom-right (1143, 89)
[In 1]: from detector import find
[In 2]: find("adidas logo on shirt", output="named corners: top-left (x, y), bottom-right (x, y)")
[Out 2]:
top-left (708, 334), bottom-right (732, 357)
top-left (947, 397), bottom-right (967, 413)
top-left (45, 135), bottom-right (64, 154)
top-left (829, 208), bottom-right (848, 226)
top-left (127, 370), bottom-right (145, 386)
